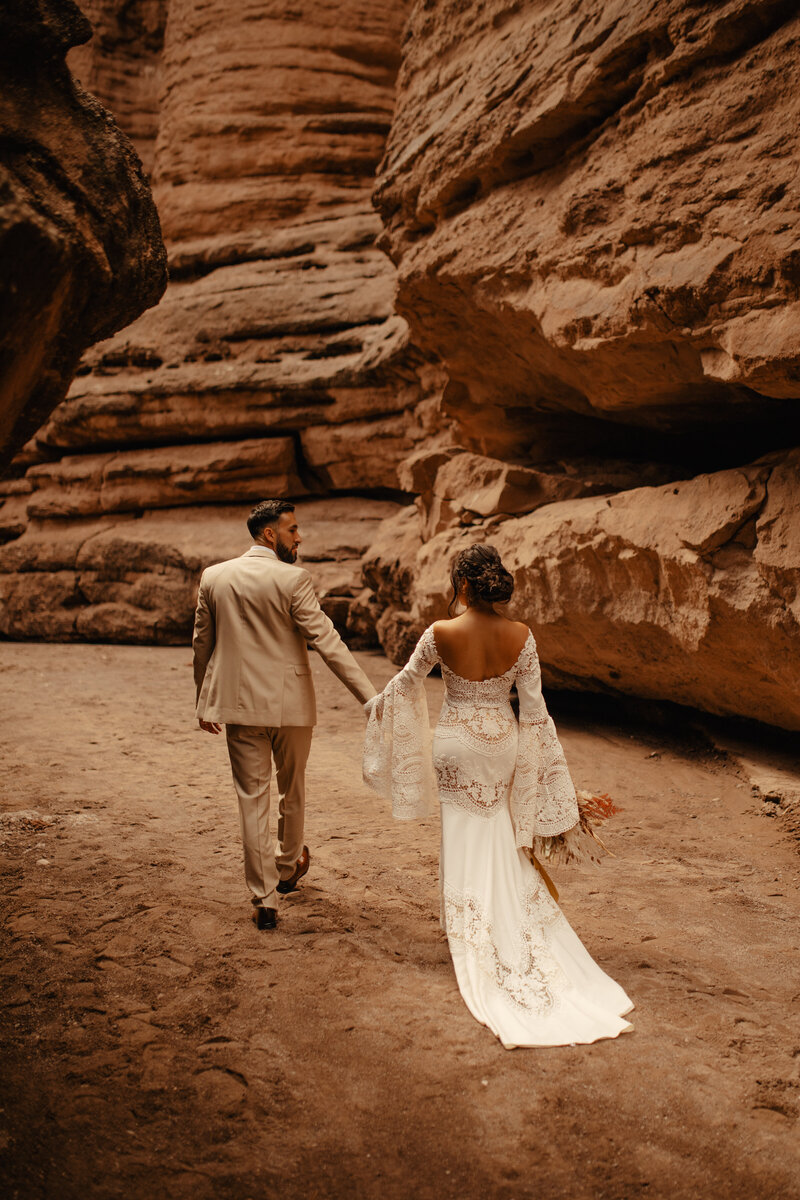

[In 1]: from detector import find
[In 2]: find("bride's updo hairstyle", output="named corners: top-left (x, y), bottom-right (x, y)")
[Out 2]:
top-left (448, 544), bottom-right (514, 615)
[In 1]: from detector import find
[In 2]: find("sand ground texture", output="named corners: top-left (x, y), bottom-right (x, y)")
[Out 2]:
top-left (1, 643), bottom-right (799, 1200)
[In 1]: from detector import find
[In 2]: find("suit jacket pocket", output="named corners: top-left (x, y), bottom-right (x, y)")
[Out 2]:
top-left (282, 662), bottom-right (316, 726)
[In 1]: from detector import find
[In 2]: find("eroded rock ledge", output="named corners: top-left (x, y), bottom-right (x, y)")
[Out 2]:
top-left (0, 0), bottom-right (431, 642)
top-left (0, 0), bottom-right (167, 472)
top-left (367, 448), bottom-right (800, 730)
top-left (375, 0), bottom-right (800, 458)
top-left (362, 0), bottom-right (800, 732)
top-left (0, 498), bottom-right (392, 645)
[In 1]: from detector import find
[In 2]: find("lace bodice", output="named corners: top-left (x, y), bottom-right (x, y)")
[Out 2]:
top-left (398, 625), bottom-right (547, 714)
top-left (363, 623), bottom-right (580, 849)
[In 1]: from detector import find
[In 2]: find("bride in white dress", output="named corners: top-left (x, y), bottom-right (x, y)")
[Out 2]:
top-left (363, 544), bottom-right (633, 1049)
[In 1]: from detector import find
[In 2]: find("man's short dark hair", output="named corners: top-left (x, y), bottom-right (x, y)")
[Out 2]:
top-left (247, 499), bottom-right (295, 539)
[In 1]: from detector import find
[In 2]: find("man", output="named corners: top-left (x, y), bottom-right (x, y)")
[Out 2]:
top-left (192, 499), bottom-right (377, 930)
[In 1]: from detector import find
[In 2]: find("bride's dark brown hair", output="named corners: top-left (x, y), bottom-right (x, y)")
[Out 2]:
top-left (448, 544), bottom-right (514, 616)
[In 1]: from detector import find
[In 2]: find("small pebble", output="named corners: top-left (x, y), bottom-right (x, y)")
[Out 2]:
top-left (36, 858), bottom-right (50, 866)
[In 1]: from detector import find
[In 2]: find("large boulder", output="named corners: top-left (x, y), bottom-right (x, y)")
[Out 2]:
top-left (375, 0), bottom-right (800, 459)
top-left (367, 449), bottom-right (800, 730)
top-left (0, 0), bottom-right (166, 471)
top-left (399, 447), bottom-right (680, 539)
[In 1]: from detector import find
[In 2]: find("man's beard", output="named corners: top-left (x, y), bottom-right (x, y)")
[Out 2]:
top-left (275, 540), bottom-right (297, 564)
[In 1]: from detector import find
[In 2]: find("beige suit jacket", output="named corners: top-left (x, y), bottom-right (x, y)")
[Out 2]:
top-left (193, 546), bottom-right (377, 727)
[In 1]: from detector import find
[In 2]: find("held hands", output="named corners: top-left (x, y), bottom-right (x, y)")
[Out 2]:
top-left (198, 719), bottom-right (222, 735)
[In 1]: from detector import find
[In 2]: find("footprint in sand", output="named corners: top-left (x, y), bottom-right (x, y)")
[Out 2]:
top-left (115, 1016), bottom-right (159, 1048)
top-left (187, 912), bottom-right (233, 941)
top-left (194, 1067), bottom-right (248, 1114)
top-left (139, 1043), bottom-right (179, 1090)
top-left (7, 913), bottom-right (39, 936)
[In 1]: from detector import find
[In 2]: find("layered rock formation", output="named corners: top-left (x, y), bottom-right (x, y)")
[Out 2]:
top-left (63, 0), bottom-right (167, 175)
top-left (376, 0), bottom-right (800, 458)
top-left (367, 0), bottom-right (800, 731)
top-left (0, 0), bottom-right (166, 472)
top-left (0, 497), bottom-right (394, 644)
top-left (367, 448), bottom-right (800, 728)
top-left (5, 0), bottom-right (800, 736)
top-left (0, 0), bottom-right (440, 642)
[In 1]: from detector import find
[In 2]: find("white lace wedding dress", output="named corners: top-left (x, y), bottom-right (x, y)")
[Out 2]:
top-left (363, 625), bottom-right (634, 1049)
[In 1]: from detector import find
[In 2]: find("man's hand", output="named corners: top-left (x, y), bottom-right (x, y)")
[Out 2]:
top-left (199, 719), bottom-right (222, 735)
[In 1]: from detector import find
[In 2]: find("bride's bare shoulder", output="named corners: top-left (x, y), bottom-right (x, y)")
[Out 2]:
top-left (432, 616), bottom-right (457, 636)
top-left (507, 620), bottom-right (532, 653)
top-left (431, 616), bottom-right (464, 646)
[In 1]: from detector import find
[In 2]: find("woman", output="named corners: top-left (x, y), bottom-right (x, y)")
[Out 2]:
top-left (363, 544), bottom-right (633, 1049)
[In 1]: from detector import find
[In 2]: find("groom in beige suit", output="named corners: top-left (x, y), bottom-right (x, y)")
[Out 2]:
top-left (193, 499), bottom-right (377, 930)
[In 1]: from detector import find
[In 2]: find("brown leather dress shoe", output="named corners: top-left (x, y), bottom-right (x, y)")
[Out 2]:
top-left (253, 906), bottom-right (277, 930)
top-left (276, 845), bottom-right (310, 895)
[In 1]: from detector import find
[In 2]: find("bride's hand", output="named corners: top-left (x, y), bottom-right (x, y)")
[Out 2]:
top-left (364, 694), bottom-right (384, 720)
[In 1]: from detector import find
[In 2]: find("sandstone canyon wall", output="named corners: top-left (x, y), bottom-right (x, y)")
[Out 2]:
top-left (0, 0), bottom-right (439, 644)
top-left (3, 0), bottom-right (800, 736)
top-left (369, 0), bottom-right (800, 731)
top-left (0, 0), bottom-right (166, 471)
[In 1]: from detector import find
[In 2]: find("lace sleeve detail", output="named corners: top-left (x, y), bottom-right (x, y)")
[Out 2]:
top-left (509, 633), bottom-right (587, 862)
top-left (362, 627), bottom-right (438, 820)
top-left (399, 624), bottom-right (440, 683)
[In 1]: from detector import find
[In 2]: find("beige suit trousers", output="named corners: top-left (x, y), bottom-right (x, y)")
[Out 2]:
top-left (225, 724), bottom-right (313, 909)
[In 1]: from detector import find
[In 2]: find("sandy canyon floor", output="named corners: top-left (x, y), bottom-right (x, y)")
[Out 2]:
top-left (1, 643), bottom-right (799, 1200)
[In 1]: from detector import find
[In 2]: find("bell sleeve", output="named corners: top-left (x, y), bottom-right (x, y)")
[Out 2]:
top-left (362, 625), bottom-right (439, 821)
top-left (511, 634), bottom-right (605, 864)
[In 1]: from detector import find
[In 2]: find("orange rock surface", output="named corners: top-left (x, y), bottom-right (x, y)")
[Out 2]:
top-left (3, 0), bottom-right (800, 734)
top-left (376, 0), bottom-right (800, 452)
top-left (366, 0), bottom-right (800, 731)
top-left (0, 0), bottom-right (166, 472)
top-left (0, 0), bottom-right (432, 643)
